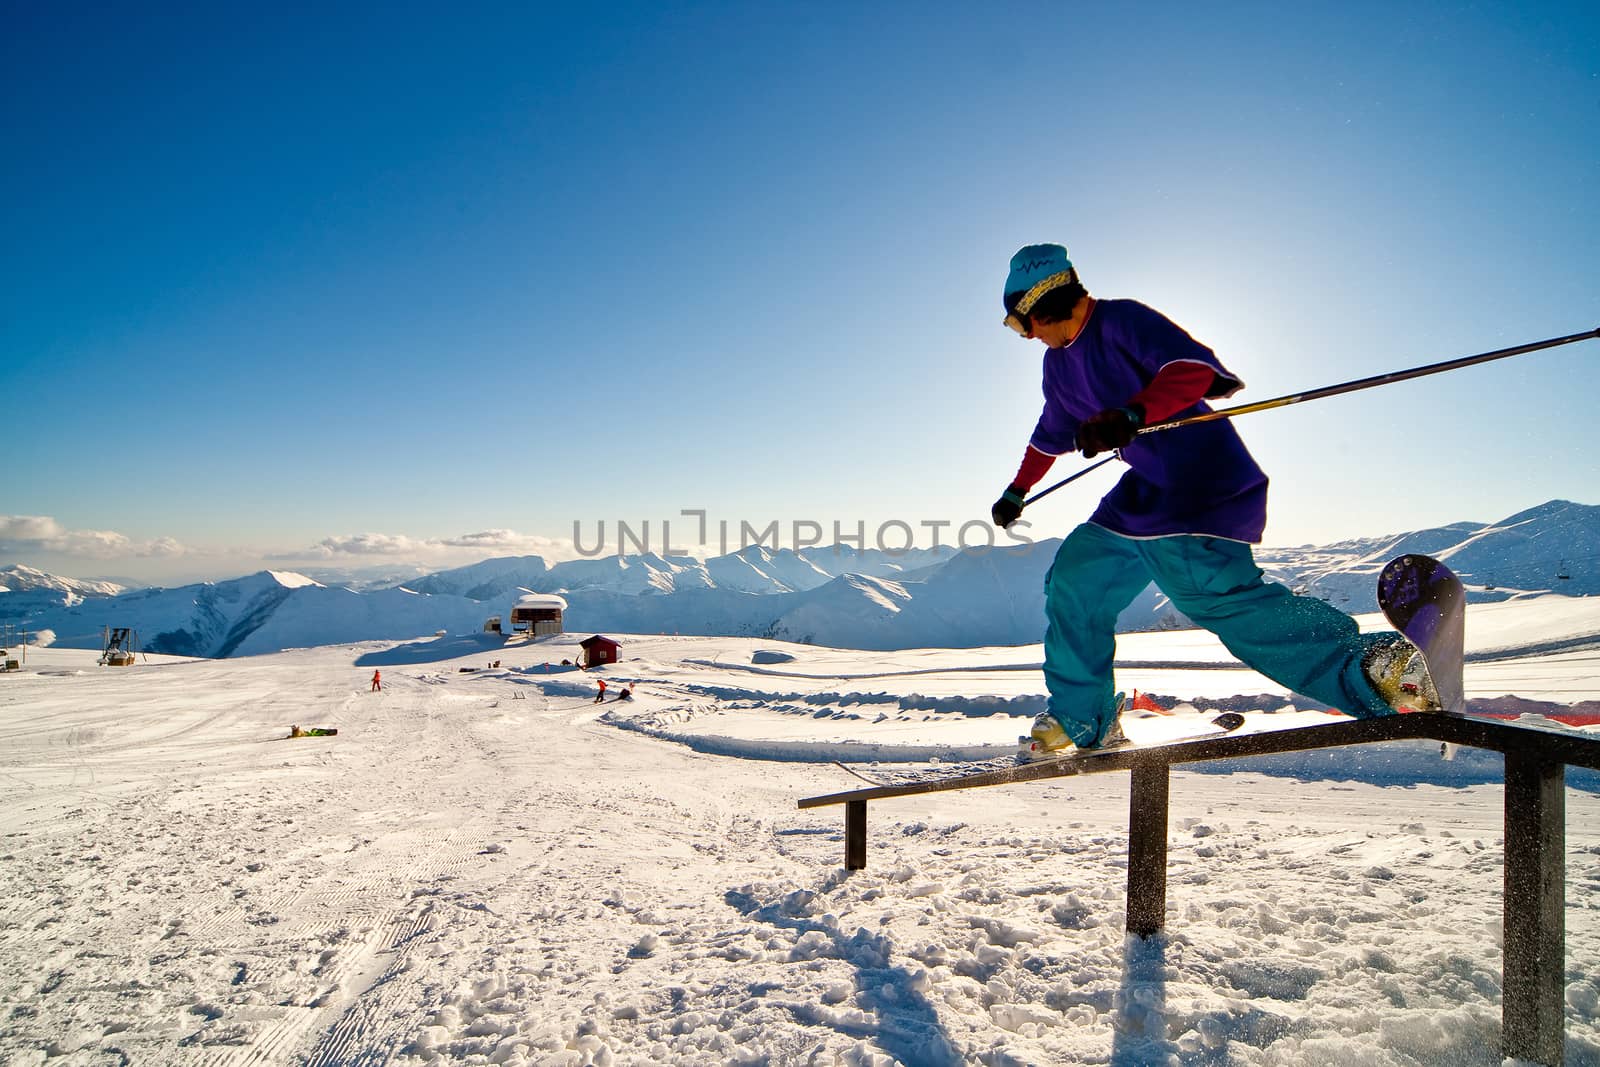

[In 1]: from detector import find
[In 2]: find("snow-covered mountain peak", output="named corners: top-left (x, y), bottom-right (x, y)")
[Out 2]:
top-left (839, 573), bottom-right (910, 612)
top-left (1488, 498), bottom-right (1591, 530)
top-left (266, 570), bottom-right (323, 589)
top-left (0, 564), bottom-right (124, 598)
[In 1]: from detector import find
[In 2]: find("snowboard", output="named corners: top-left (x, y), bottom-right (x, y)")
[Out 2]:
top-left (1377, 553), bottom-right (1466, 714)
top-left (1020, 711), bottom-right (1247, 763)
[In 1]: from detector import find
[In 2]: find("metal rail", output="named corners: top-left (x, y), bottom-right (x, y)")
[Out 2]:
top-left (798, 714), bottom-right (1600, 1066)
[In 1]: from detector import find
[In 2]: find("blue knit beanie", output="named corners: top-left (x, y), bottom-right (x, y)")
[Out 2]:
top-left (1004, 243), bottom-right (1077, 311)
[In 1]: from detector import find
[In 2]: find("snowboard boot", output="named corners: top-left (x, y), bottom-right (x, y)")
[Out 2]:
top-left (1362, 639), bottom-right (1441, 713)
top-left (1021, 695), bottom-right (1129, 760)
top-left (1024, 711), bottom-right (1073, 757)
top-left (1097, 715), bottom-right (1129, 748)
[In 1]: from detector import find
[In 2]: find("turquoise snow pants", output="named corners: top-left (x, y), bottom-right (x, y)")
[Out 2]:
top-left (1043, 522), bottom-right (1395, 747)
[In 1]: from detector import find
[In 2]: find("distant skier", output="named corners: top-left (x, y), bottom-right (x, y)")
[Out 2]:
top-left (371, 669), bottom-right (382, 692)
top-left (594, 678), bottom-right (607, 704)
top-left (990, 243), bottom-right (1434, 757)
top-left (615, 682), bottom-right (635, 702)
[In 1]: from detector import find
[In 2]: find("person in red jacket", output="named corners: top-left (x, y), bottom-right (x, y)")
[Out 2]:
top-left (371, 669), bottom-right (381, 692)
top-left (594, 678), bottom-right (608, 704)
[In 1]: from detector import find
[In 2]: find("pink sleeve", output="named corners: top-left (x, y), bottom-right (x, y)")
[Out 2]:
top-left (1129, 361), bottom-right (1219, 424)
top-left (1011, 445), bottom-right (1057, 491)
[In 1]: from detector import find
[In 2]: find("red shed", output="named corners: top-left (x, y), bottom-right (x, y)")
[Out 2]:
top-left (579, 635), bottom-right (620, 668)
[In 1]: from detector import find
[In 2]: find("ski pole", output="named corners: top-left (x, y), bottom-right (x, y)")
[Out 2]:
top-left (1138, 326), bottom-right (1600, 436)
top-left (1026, 326), bottom-right (1599, 506)
top-left (1024, 455), bottom-right (1117, 505)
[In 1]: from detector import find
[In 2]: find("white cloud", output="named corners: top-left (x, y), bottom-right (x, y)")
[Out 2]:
top-left (439, 529), bottom-right (570, 552)
top-left (144, 537), bottom-right (188, 558)
top-left (276, 529), bottom-right (577, 563)
top-left (0, 515), bottom-right (192, 560)
top-left (1, 517), bottom-right (577, 580)
top-left (301, 533), bottom-right (426, 558)
top-left (0, 516), bottom-right (63, 542)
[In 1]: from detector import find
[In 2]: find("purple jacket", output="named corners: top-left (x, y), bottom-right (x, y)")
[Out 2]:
top-left (1028, 299), bottom-right (1269, 542)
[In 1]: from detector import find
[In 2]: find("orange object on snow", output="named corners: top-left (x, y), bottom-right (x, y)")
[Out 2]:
top-left (371, 670), bottom-right (382, 692)
top-left (1129, 690), bottom-right (1168, 715)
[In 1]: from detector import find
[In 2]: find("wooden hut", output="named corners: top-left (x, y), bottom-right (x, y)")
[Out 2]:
top-left (579, 634), bottom-right (620, 668)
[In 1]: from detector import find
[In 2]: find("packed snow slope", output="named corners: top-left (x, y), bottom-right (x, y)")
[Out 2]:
top-left (5, 499), bottom-right (1598, 658)
top-left (2, 596), bottom-right (1598, 1065)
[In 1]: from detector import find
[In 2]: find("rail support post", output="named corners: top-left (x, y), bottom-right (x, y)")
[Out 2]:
top-left (845, 799), bottom-right (867, 870)
top-left (1502, 753), bottom-right (1565, 1066)
top-left (1126, 760), bottom-right (1170, 938)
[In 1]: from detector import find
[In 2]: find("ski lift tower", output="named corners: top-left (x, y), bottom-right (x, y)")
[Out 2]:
top-left (0, 623), bottom-right (24, 672)
top-left (100, 626), bottom-right (139, 667)
top-left (510, 594), bottom-right (567, 637)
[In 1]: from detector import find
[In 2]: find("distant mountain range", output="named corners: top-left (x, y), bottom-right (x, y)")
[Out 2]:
top-left (399, 543), bottom-right (956, 599)
top-left (0, 564), bottom-right (127, 601)
top-left (3, 500), bottom-right (1595, 657)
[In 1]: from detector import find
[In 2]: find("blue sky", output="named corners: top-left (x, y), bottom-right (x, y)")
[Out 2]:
top-left (4, 2), bottom-right (1597, 583)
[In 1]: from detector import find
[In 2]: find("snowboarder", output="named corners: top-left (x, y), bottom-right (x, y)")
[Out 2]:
top-left (594, 678), bottom-right (607, 704)
top-left (990, 243), bottom-right (1434, 757)
top-left (371, 669), bottom-right (381, 692)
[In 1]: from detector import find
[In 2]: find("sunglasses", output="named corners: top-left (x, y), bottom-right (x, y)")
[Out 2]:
top-left (1001, 268), bottom-right (1078, 337)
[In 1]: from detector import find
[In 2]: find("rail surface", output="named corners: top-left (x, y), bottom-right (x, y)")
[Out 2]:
top-left (798, 714), bottom-right (1600, 1066)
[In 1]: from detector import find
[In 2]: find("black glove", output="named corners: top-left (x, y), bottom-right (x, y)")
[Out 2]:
top-left (1077, 405), bottom-right (1144, 458)
top-left (991, 486), bottom-right (1026, 528)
